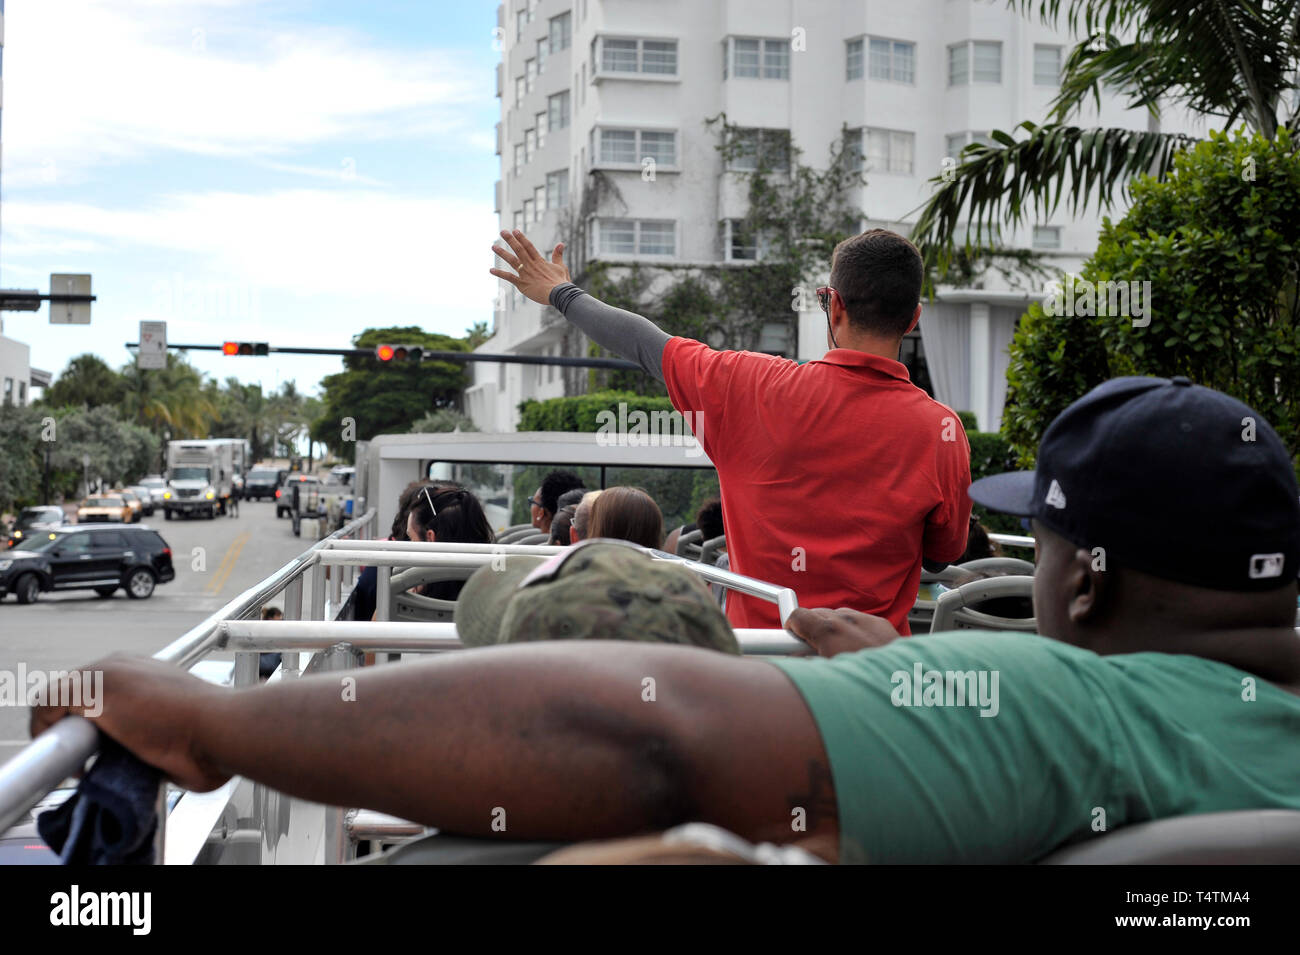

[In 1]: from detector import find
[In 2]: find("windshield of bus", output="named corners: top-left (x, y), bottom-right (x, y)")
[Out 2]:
top-left (424, 460), bottom-right (719, 533)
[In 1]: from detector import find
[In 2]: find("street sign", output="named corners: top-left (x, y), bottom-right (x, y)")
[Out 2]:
top-left (50, 274), bottom-right (92, 324)
top-left (138, 321), bottom-right (168, 369)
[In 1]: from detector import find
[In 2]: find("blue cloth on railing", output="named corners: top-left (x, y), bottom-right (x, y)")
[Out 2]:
top-left (36, 736), bottom-right (162, 865)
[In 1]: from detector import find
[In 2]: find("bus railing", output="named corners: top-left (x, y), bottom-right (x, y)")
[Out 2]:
top-left (0, 513), bottom-right (806, 862)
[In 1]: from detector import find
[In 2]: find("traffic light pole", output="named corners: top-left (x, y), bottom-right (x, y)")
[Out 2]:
top-left (123, 342), bottom-right (641, 371)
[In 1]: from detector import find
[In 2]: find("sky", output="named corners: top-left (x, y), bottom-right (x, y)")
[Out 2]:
top-left (1, 0), bottom-right (502, 396)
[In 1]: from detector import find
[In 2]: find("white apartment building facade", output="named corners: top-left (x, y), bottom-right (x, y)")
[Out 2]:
top-left (469, 0), bottom-right (1203, 432)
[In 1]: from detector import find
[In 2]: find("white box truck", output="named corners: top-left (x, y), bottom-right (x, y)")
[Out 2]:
top-left (164, 440), bottom-right (235, 519)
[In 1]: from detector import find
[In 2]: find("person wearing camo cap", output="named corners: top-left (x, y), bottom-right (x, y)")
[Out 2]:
top-left (455, 539), bottom-right (740, 654)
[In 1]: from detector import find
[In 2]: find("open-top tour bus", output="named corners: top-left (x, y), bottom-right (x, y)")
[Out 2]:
top-left (6, 431), bottom-right (1281, 864)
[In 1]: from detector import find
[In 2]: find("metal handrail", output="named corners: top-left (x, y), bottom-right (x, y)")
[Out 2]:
top-left (0, 508), bottom-right (378, 837)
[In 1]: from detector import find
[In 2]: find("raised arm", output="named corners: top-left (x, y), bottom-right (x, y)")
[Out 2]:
top-left (31, 642), bottom-right (837, 849)
top-left (491, 230), bottom-right (670, 381)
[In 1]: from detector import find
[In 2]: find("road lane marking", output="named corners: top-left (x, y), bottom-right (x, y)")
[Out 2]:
top-left (204, 530), bottom-right (251, 595)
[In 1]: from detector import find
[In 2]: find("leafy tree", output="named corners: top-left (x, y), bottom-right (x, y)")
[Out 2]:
top-left (46, 406), bottom-right (160, 496)
top-left (316, 326), bottom-right (470, 462)
top-left (914, 0), bottom-right (1299, 273)
top-left (117, 353), bottom-right (218, 438)
top-left (0, 405), bottom-right (47, 512)
top-left (41, 354), bottom-right (125, 410)
top-left (411, 409), bottom-right (478, 433)
top-left (1002, 130), bottom-right (1300, 465)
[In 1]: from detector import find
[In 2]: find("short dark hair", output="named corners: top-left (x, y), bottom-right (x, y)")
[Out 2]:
top-left (539, 470), bottom-right (585, 515)
top-left (549, 505), bottom-right (577, 545)
top-left (828, 229), bottom-right (923, 338)
top-left (696, 498), bottom-right (724, 541)
top-left (556, 488), bottom-right (586, 510)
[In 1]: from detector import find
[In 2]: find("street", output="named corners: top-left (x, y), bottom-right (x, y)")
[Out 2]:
top-left (0, 500), bottom-right (316, 762)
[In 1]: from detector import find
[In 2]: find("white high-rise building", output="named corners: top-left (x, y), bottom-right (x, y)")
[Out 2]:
top-left (468, 0), bottom-right (1202, 432)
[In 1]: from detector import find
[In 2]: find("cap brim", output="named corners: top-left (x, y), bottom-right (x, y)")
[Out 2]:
top-left (968, 470), bottom-right (1037, 517)
top-left (455, 556), bottom-right (546, 647)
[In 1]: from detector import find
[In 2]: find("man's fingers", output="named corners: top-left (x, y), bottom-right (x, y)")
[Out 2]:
top-left (551, 242), bottom-right (566, 265)
top-left (491, 242), bottom-right (522, 271)
top-left (786, 607), bottom-right (837, 644)
top-left (505, 229), bottom-right (544, 264)
top-left (489, 269), bottom-right (521, 288)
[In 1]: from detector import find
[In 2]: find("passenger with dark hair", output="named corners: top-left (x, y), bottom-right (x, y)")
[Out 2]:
top-left (588, 486), bottom-right (663, 550)
top-left (695, 498), bottom-right (724, 545)
top-left (490, 230), bottom-right (971, 634)
top-left (549, 506), bottom-right (576, 546)
top-left (531, 470), bottom-right (585, 536)
top-left (959, 514), bottom-right (997, 564)
top-left (405, 482), bottom-right (495, 601)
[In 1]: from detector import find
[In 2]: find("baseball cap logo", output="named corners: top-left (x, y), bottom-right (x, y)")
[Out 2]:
top-left (1248, 553), bottom-right (1285, 580)
top-left (1044, 479), bottom-right (1067, 510)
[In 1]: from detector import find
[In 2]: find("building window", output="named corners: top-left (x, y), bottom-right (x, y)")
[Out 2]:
top-left (536, 111), bottom-right (549, 148)
top-left (725, 37), bottom-right (790, 79)
top-left (513, 211), bottom-right (524, 232)
top-left (514, 76), bottom-right (525, 107)
top-left (525, 128), bottom-right (537, 162)
top-left (525, 57), bottom-right (537, 92)
top-left (594, 36), bottom-right (678, 76)
top-left (846, 38), bottom-right (864, 80)
top-left (517, 9), bottom-right (527, 42)
top-left (546, 169), bottom-right (569, 209)
top-left (523, 198), bottom-right (534, 224)
top-left (728, 128), bottom-right (791, 172)
top-left (757, 322), bottom-right (792, 355)
top-left (514, 143), bottom-right (524, 175)
top-left (549, 12), bottom-right (572, 53)
top-left (596, 128), bottom-right (677, 168)
top-left (1034, 44), bottom-right (1062, 86)
top-left (533, 185), bottom-right (547, 222)
top-left (596, 218), bottom-right (676, 256)
top-left (868, 37), bottom-right (915, 84)
top-left (547, 90), bottom-right (571, 131)
top-left (2, 378), bottom-right (12, 406)
top-left (580, 62), bottom-right (587, 103)
top-left (723, 219), bottom-right (773, 262)
top-left (1033, 226), bottom-right (1062, 250)
top-left (949, 40), bottom-right (1002, 85)
top-left (847, 128), bottom-right (915, 175)
top-left (945, 131), bottom-right (992, 159)
top-left (18, 381), bottom-right (27, 405)
top-left (537, 38), bottom-right (548, 72)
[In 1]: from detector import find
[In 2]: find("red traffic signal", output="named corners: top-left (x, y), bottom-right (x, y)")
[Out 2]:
top-left (222, 342), bottom-right (269, 356)
top-left (374, 345), bottom-right (424, 362)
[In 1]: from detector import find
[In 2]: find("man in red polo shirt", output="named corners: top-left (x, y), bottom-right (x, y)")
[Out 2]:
top-left (490, 228), bottom-right (971, 632)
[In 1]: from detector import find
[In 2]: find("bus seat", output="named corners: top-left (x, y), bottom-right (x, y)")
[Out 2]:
top-left (1037, 810), bottom-right (1300, 863)
top-left (698, 534), bottom-right (727, 566)
top-left (930, 575), bottom-right (1037, 633)
top-left (497, 525), bottom-right (539, 544)
top-left (676, 528), bottom-right (703, 560)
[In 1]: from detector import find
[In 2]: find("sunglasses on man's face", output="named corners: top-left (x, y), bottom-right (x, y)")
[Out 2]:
top-left (528, 497), bottom-right (543, 509)
top-left (815, 287), bottom-right (836, 314)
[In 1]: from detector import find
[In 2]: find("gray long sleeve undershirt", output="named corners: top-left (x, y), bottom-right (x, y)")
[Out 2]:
top-left (549, 282), bottom-right (670, 382)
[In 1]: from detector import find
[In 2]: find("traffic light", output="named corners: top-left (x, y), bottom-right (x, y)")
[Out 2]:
top-left (222, 342), bottom-right (269, 356)
top-left (374, 345), bottom-right (424, 362)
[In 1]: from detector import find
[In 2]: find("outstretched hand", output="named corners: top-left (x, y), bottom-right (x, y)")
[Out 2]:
top-left (786, 607), bottom-right (902, 657)
top-left (490, 230), bottom-right (572, 306)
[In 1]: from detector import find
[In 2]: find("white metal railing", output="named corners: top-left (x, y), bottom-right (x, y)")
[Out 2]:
top-left (0, 515), bottom-right (805, 861)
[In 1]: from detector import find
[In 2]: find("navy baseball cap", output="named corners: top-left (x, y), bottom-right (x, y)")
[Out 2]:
top-left (970, 376), bottom-right (1300, 591)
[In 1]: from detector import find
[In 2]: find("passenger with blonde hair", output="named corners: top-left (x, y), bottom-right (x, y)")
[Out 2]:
top-left (569, 489), bottom-right (602, 543)
top-left (588, 486), bottom-right (663, 549)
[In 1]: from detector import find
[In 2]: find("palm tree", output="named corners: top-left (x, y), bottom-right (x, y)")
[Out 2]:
top-left (913, 0), bottom-right (1300, 270)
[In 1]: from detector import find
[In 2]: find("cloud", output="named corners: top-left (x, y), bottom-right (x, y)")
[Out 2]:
top-left (4, 189), bottom-right (500, 308)
top-left (2, 0), bottom-right (491, 185)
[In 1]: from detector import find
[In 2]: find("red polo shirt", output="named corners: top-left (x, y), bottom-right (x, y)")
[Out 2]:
top-left (662, 338), bottom-right (972, 633)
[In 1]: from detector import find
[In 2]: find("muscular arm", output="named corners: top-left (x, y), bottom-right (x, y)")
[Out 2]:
top-left (550, 283), bottom-right (670, 381)
top-left (33, 642), bottom-right (836, 850)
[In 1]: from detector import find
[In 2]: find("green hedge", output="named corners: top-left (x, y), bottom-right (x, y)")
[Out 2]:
top-left (966, 429), bottom-right (1023, 536)
top-left (518, 391), bottom-right (677, 433)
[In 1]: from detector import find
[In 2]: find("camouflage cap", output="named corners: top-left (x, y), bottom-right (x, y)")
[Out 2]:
top-left (455, 539), bottom-right (740, 654)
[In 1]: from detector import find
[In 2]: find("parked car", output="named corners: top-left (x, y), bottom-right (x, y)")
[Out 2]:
top-left (138, 475), bottom-right (168, 508)
top-left (76, 495), bottom-right (132, 524)
top-left (112, 489), bottom-right (145, 523)
top-left (275, 474), bottom-right (321, 518)
top-left (0, 524), bottom-right (175, 603)
top-left (127, 484), bottom-right (156, 516)
top-left (6, 506), bottom-right (65, 549)
top-left (244, 466), bottom-right (286, 501)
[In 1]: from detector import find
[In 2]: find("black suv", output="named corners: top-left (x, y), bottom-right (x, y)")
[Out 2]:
top-left (0, 524), bottom-right (176, 603)
top-left (244, 467), bottom-right (286, 501)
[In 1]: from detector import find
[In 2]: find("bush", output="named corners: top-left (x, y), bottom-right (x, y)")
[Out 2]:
top-left (1003, 129), bottom-right (1300, 467)
top-left (966, 430), bottom-right (1023, 536)
top-left (517, 391), bottom-right (677, 433)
